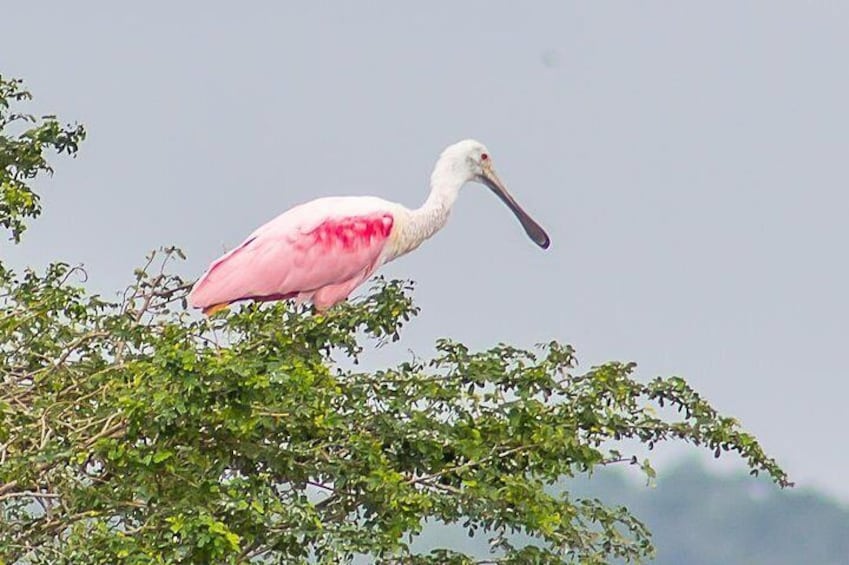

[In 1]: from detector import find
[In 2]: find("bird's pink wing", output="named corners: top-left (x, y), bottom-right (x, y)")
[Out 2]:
top-left (188, 205), bottom-right (394, 311)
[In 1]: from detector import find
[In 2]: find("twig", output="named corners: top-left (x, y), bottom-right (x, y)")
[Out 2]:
top-left (0, 490), bottom-right (61, 503)
top-left (407, 444), bottom-right (534, 486)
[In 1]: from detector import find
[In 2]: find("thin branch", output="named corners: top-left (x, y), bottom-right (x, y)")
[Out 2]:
top-left (407, 444), bottom-right (534, 487)
top-left (0, 490), bottom-right (61, 502)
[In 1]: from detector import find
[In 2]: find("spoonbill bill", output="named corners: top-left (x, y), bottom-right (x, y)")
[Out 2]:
top-left (188, 139), bottom-right (550, 315)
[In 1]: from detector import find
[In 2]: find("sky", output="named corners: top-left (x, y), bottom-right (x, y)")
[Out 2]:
top-left (3, 2), bottom-right (848, 501)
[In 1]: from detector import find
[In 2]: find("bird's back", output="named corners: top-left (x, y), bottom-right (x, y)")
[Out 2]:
top-left (188, 195), bottom-right (405, 312)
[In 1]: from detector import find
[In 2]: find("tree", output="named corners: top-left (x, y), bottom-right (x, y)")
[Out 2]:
top-left (0, 75), bottom-right (790, 564)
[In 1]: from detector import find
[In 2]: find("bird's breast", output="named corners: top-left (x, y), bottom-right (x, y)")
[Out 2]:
top-left (383, 210), bottom-right (437, 263)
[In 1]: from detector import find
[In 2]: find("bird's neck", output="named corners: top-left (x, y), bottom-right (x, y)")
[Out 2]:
top-left (388, 166), bottom-right (466, 262)
top-left (409, 166), bottom-right (466, 240)
top-left (387, 157), bottom-right (469, 261)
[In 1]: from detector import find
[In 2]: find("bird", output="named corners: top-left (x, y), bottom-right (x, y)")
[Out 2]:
top-left (188, 139), bottom-right (550, 316)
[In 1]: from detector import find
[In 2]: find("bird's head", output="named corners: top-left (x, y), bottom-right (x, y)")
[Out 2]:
top-left (435, 139), bottom-right (551, 249)
top-left (437, 139), bottom-right (492, 181)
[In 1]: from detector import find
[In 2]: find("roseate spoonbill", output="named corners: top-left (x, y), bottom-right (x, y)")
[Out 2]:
top-left (188, 139), bottom-right (550, 315)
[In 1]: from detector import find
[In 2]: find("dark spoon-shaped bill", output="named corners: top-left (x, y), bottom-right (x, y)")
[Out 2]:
top-left (479, 168), bottom-right (551, 249)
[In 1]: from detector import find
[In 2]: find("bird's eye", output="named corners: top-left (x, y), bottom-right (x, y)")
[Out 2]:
top-left (481, 153), bottom-right (489, 161)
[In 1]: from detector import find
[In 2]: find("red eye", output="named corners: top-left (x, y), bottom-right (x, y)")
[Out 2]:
top-left (481, 153), bottom-right (489, 161)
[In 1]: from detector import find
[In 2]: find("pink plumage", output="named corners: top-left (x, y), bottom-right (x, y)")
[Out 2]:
top-left (188, 196), bottom-right (395, 315)
top-left (189, 139), bottom-right (551, 316)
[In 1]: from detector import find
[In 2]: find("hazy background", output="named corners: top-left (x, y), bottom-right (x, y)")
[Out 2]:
top-left (3, 2), bottom-right (848, 502)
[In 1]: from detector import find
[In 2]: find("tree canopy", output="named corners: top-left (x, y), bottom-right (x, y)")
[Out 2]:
top-left (0, 75), bottom-right (790, 564)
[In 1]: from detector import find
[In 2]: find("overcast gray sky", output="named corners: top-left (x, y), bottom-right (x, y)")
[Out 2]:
top-left (4, 2), bottom-right (848, 501)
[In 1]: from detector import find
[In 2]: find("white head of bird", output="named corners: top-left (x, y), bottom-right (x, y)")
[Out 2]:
top-left (421, 139), bottom-right (550, 249)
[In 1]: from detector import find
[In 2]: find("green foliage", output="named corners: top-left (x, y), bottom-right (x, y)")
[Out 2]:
top-left (0, 75), bottom-right (790, 564)
top-left (0, 75), bottom-right (86, 243)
